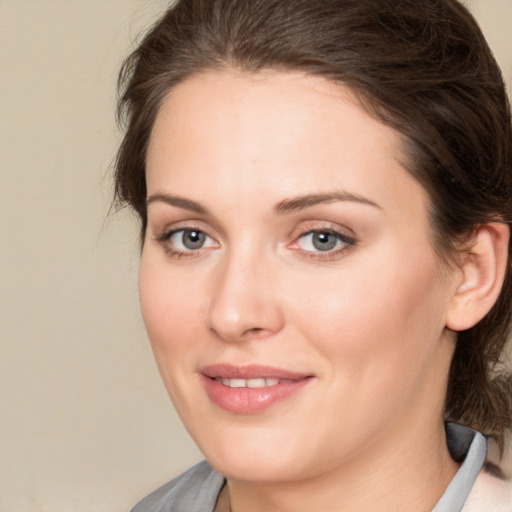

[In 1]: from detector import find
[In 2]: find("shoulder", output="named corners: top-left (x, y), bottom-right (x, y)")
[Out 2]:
top-left (463, 437), bottom-right (512, 512)
top-left (130, 460), bottom-right (225, 512)
top-left (463, 469), bottom-right (512, 512)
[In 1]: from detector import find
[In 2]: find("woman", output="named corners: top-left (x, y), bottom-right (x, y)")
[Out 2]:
top-left (114, 1), bottom-right (512, 510)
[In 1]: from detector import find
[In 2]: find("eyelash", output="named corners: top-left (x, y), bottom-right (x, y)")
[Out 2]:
top-left (154, 226), bottom-right (356, 261)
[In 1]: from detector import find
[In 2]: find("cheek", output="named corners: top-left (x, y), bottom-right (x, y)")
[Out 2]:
top-left (138, 256), bottom-right (206, 357)
top-left (138, 256), bottom-right (212, 413)
top-left (288, 245), bottom-right (449, 379)
top-left (287, 254), bottom-right (451, 442)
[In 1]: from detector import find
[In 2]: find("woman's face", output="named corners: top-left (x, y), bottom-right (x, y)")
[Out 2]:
top-left (140, 70), bottom-right (459, 482)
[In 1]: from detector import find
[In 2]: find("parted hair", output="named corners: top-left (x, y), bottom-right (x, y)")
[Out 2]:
top-left (115, 0), bottom-right (512, 453)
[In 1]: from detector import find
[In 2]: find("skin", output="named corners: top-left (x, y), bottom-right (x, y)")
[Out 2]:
top-left (140, 69), bottom-right (465, 512)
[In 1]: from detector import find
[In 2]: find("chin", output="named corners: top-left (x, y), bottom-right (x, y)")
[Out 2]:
top-left (208, 441), bottom-right (345, 485)
top-left (191, 421), bottom-right (327, 483)
top-left (210, 450), bottom-right (300, 483)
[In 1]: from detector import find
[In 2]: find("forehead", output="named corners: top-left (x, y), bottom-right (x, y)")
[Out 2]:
top-left (146, 69), bottom-right (428, 223)
top-left (148, 69), bottom-right (398, 158)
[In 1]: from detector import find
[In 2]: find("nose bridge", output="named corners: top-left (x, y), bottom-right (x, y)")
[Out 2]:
top-left (207, 240), bottom-right (283, 342)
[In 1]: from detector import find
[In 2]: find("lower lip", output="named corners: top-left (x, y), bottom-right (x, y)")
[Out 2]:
top-left (202, 376), bottom-right (312, 414)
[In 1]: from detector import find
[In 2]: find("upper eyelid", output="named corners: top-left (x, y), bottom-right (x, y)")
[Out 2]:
top-left (289, 220), bottom-right (356, 240)
top-left (292, 229), bottom-right (355, 247)
top-left (159, 226), bottom-right (217, 244)
top-left (147, 212), bottom-right (228, 241)
top-left (152, 219), bottom-right (214, 237)
top-left (150, 219), bottom-right (357, 245)
top-left (298, 226), bottom-right (353, 237)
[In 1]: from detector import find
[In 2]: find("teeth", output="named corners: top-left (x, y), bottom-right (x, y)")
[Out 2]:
top-left (247, 378), bottom-right (266, 388)
top-left (215, 377), bottom-right (283, 388)
top-left (228, 378), bottom-right (246, 388)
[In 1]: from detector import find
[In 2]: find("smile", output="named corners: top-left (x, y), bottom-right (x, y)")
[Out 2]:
top-left (214, 377), bottom-right (295, 388)
top-left (201, 364), bottom-right (314, 414)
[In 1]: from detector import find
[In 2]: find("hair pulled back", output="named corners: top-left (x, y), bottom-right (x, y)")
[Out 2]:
top-left (115, 0), bottom-right (512, 452)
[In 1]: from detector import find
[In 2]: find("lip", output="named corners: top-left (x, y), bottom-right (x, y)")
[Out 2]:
top-left (201, 364), bottom-right (314, 414)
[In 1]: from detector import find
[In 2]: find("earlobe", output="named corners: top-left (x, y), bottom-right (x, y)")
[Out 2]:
top-left (446, 223), bottom-right (510, 332)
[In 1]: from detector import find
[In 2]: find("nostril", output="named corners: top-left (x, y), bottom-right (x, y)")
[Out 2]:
top-left (246, 327), bottom-right (263, 334)
top-left (240, 326), bottom-right (274, 339)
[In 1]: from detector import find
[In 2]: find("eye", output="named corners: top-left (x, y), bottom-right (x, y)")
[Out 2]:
top-left (157, 228), bottom-right (217, 256)
top-left (302, 231), bottom-right (338, 251)
top-left (173, 229), bottom-right (208, 250)
top-left (294, 229), bottom-right (355, 255)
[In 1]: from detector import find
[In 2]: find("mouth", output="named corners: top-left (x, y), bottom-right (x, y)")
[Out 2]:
top-left (213, 377), bottom-right (295, 388)
top-left (200, 364), bottom-right (314, 414)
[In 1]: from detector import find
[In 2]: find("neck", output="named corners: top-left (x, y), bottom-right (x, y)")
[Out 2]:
top-left (223, 418), bottom-right (458, 512)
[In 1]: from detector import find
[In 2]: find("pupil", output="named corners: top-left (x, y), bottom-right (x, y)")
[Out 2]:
top-left (313, 232), bottom-right (337, 251)
top-left (183, 230), bottom-right (205, 249)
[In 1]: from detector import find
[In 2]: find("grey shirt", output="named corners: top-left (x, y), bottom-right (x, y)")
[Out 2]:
top-left (131, 423), bottom-right (487, 512)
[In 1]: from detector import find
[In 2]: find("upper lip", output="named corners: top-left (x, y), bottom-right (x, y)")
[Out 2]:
top-left (201, 364), bottom-right (312, 380)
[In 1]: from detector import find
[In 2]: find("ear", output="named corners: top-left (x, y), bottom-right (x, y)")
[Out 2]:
top-left (446, 222), bottom-right (510, 332)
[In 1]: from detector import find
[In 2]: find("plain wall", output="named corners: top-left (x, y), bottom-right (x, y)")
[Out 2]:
top-left (0, 1), bottom-right (510, 511)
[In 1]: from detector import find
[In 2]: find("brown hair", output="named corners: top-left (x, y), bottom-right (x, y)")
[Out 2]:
top-left (114, 0), bottom-right (512, 452)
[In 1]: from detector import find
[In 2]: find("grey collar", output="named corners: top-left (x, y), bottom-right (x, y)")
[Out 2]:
top-left (432, 423), bottom-right (487, 512)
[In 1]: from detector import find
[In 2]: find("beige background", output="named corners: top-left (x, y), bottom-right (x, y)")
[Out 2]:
top-left (0, 1), bottom-right (510, 511)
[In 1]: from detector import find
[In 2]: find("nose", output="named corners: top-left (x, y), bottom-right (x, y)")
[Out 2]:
top-left (206, 250), bottom-right (285, 342)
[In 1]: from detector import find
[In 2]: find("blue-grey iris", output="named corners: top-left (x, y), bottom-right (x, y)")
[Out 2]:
top-left (182, 230), bottom-right (205, 249)
top-left (312, 231), bottom-right (337, 251)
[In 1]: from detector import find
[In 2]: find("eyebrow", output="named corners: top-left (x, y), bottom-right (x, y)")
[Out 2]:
top-left (146, 193), bottom-right (209, 214)
top-left (274, 192), bottom-right (381, 214)
top-left (146, 190), bottom-right (381, 216)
